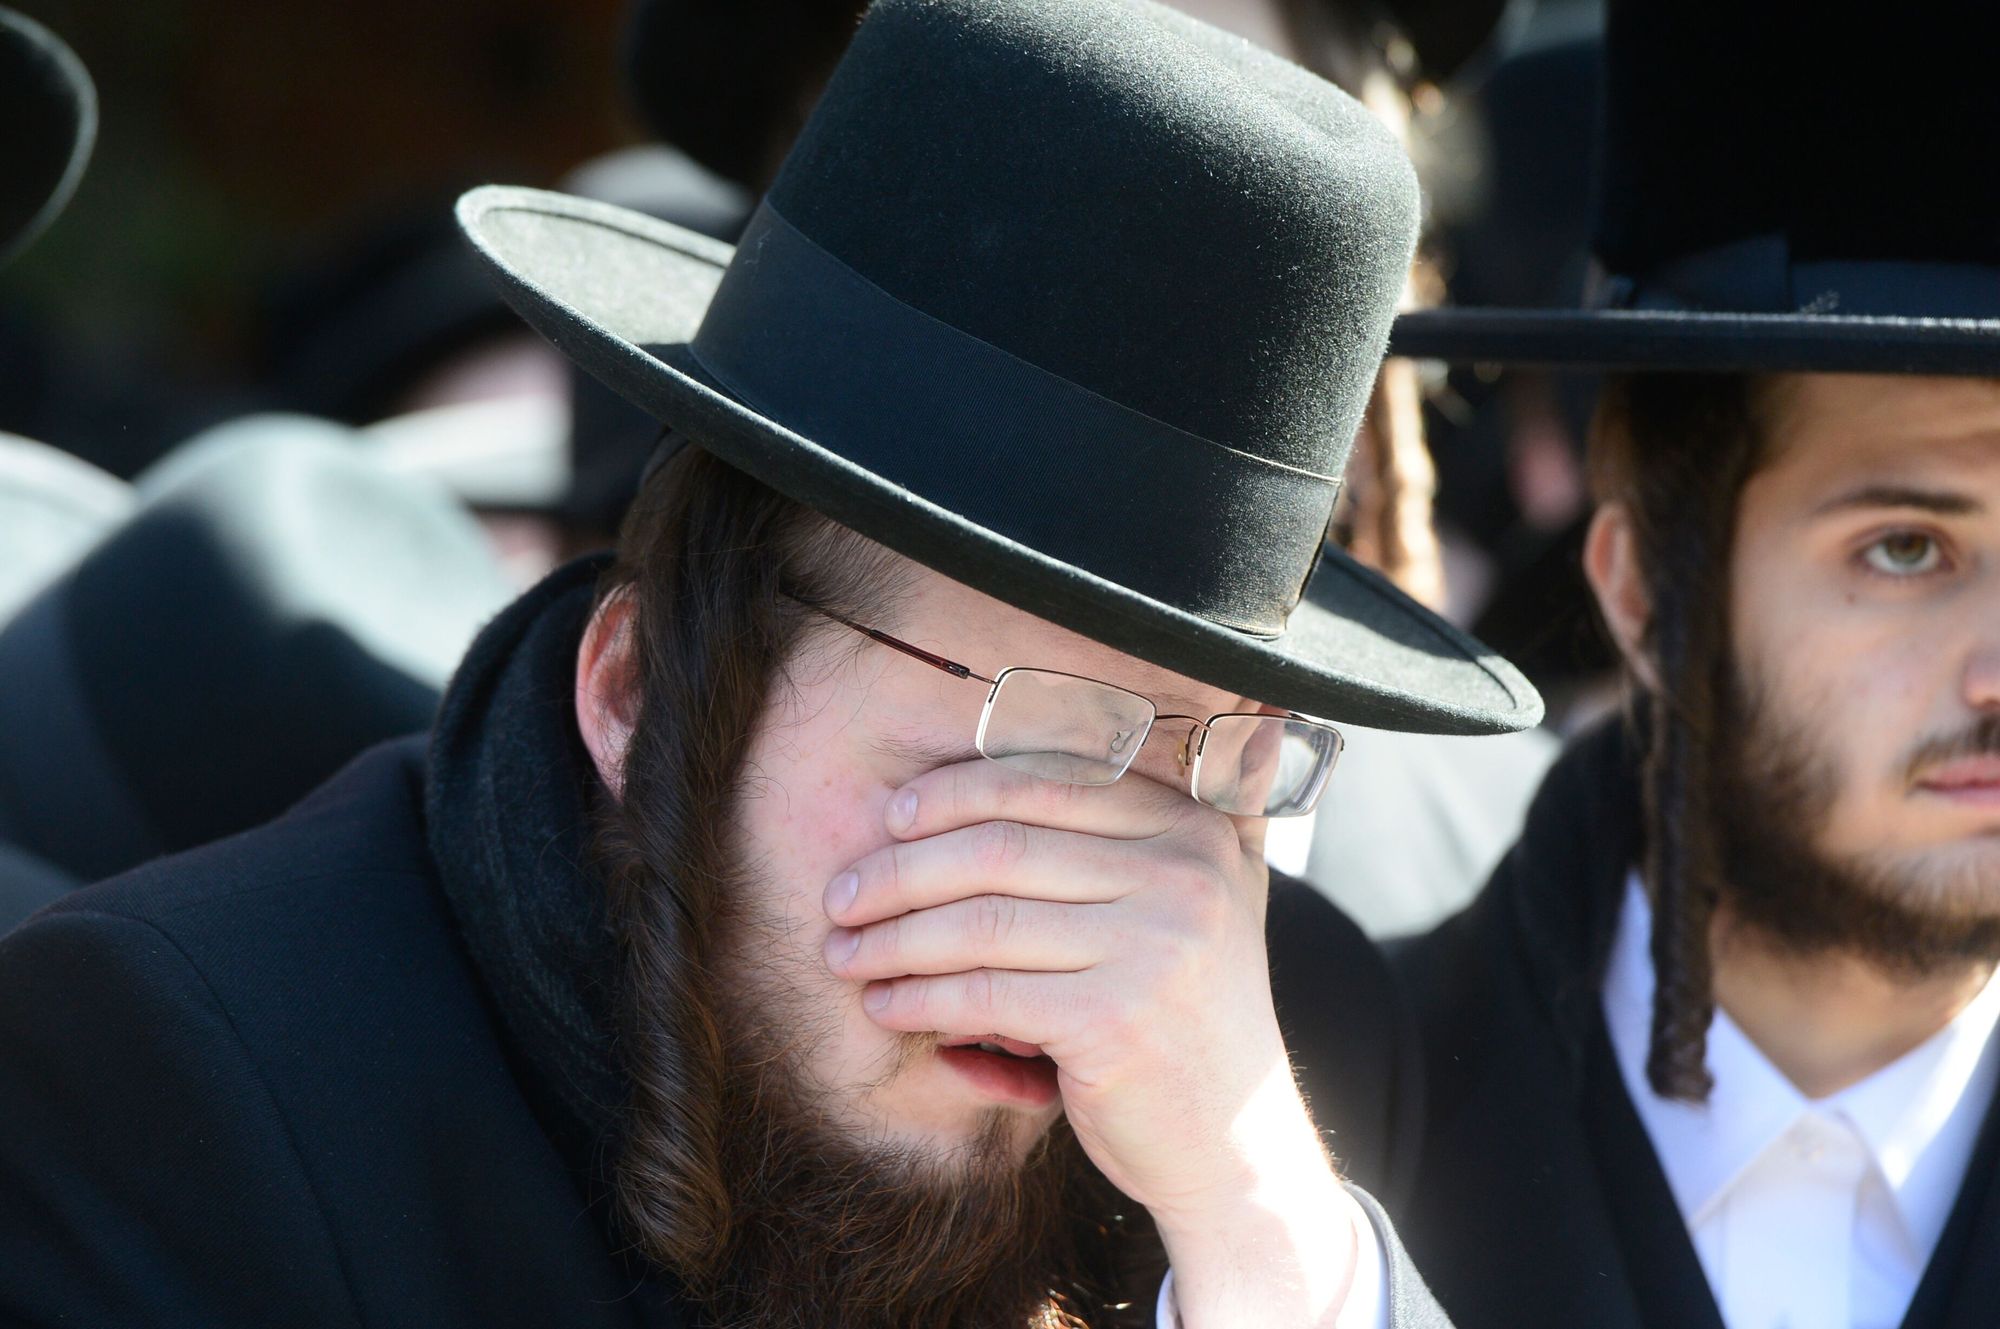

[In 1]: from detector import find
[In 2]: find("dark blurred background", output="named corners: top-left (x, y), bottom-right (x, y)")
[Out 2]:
top-left (0, 0), bottom-right (632, 474)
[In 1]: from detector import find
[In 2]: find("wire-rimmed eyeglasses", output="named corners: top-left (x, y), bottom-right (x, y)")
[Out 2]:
top-left (800, 602), bottom-right (1343, 819)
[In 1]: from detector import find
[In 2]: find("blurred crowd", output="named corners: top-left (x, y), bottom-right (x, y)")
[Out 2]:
top-left (1, 0), bottom-right (1610, 936)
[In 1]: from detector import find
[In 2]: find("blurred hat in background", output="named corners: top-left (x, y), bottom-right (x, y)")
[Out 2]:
top-left (0, 6), bottom-right (94, 268)
top-left (0, 432), bottom-right (134, 625)
top-left (0, 418), bottom-right (515, 883)
top-left (1393, 0), bottom-right (2000, 373)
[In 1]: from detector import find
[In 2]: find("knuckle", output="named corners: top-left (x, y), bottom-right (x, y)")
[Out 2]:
top-left (967, 966), bottom-right (1003, 1016)
top-left (865, 913), bottom-right (904, 967)
top-left (971, 818), bottom-right (1030, 873)
top-left (880, 840), bottom-right (912, 905)
top-left (970, 893), bottom-right (1016, 948)
top-left (887, 976), bottom-right (929, 1024)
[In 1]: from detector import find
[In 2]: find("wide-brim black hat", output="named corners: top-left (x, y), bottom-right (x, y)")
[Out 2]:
top-left (462, 0), bottom-right (1541, 736)
top-left (0, 7), bottom-right (95, 267)
top-left (1390, 0), bottom-right (2000, 373)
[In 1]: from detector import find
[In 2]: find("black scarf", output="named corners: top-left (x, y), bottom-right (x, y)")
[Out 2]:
top-left (425, 556), bottom-right (628, 1172)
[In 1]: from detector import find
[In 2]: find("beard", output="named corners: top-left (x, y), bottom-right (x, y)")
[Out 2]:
top-left (686, 957), bottom-right (1145, 1329)
top-left (1709, 675), bottom-right (2000, 981)
top-left (598, 836), bottom-right (1155, 1329)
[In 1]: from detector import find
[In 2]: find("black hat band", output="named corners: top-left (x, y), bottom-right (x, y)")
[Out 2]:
top-left (687, 204), bottom-right (1341, 637)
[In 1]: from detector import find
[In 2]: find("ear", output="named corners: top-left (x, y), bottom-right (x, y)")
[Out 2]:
top-left (575, 590), bottom-right (640, 800)
top-left (1582, 502), bottom-right (1661, 694)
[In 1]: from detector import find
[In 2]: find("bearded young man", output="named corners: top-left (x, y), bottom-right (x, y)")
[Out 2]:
top-left (1382, 2), bottom-right (2000, 1328)
top-left (0, 2), bottom-right (1544, 1326)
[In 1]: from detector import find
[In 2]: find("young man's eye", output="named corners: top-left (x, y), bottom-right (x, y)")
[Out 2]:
top-left (1860, 530), bottom-right (1946, 577)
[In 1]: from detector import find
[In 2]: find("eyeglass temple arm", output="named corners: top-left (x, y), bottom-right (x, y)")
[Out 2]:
top-left (794, 600), bottom-right (998, 686)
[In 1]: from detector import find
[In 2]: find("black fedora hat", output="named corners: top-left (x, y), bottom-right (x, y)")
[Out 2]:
top-left (0, 420), bottom-right (515, 882)
top-left (1391, 0), bottom-right (2000, 373)
top-left (0, 7), bottom-right (94, 268)
top-left (460, 0), bottom-right (1540, 735)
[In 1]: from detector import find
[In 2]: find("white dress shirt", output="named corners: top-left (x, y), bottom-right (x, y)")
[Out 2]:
top-left (1604, 876), bottom-right (2000, 1329)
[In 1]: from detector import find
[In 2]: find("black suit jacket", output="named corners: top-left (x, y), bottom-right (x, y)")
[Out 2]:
top-left (1392, 720), bottom-right (2000, 1329)
top-left (0, 735), bottom-right (1444, 1326)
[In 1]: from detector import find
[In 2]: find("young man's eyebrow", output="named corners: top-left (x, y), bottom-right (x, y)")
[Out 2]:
top-left (1811, 485), bottom-right (1984, 518)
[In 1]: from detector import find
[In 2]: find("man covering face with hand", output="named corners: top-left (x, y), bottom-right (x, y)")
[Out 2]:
top-left (0, 1), bottom-right (1540, 1326)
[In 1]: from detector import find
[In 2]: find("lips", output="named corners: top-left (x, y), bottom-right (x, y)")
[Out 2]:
top-left (1917, 756), bottom-right (2000, 790)
top-left (938, 1033), bottom-right (1045, 1059)
top-left (935, 1034), bottom-right (1059, 1108)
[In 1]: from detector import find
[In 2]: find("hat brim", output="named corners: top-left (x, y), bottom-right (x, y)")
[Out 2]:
top-left (457, 186), bottom-right (1541, 735)
top-left (1389, 308), bottom-right (2000, 374)
top-left (0, 8), bottom-right (96, 267)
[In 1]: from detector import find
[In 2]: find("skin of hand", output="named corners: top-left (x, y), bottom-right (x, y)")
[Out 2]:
top-left (823, 757), bottom-right (1368, 1327)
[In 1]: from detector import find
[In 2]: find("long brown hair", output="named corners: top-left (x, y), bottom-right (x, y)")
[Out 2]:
top-left (1588, 373), bottom-right (1773, 1101)
top-left (588, 446), bottom-right (906, 1274)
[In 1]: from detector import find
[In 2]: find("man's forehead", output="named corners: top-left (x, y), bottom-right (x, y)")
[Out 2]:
top-left (1758, 373), bottom-right (2000, 497)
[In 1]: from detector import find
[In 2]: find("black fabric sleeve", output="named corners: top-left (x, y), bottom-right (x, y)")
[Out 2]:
top-left (1349, 1183), bottom-right (1452, 1329)
top-left (0, 908), bottom-right (364, 1328)
top-left (1265, 873), bottom-right (1424, 1208)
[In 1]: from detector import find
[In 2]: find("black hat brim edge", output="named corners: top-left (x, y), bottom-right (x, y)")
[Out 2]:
top-left (1389, 308), bottom-right (2000, 374)
top-left (457, 186), bottom-right (1541, 736)
top-left (0, 8), bottom-right (97, 268)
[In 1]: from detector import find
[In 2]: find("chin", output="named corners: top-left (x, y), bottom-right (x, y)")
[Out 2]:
top-left (1855, 837), bottom-right (2000, 920)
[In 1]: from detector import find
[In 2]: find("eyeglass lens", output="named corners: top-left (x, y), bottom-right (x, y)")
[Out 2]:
top-left (976, 668), bottom-right (1156, 785)
top-left (1191, 714), bottom-right (1342, 817)
top-left (977, 669), bottom-right (1341, 817)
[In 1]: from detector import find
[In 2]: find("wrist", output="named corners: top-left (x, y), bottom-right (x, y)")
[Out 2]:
top-left (1153, 1173), bottom-right (1365, 1329)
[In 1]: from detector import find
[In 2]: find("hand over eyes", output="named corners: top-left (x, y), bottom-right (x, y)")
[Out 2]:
top-left (822, 757), bottom-right (1325, 1227)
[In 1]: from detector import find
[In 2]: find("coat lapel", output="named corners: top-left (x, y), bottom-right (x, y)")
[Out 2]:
top-left (1395, 720), bottom-right (1660, 1329)
top-left (1581, 1020), bottom-right (1726, 1329)
top-left (1900, 1072), bottom-right (2000, 1329)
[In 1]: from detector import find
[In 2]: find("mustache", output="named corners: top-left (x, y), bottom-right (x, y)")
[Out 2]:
top-left (1903, 714), bottom-right (2000, 786)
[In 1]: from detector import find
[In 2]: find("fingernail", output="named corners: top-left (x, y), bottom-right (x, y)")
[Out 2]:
top-left (825, 871), bottom-right (859, 916)
top-left (825, 927), bottom-right (860, 968)
top-left (886, 789), bottom-right (919, 833)
top-left (863, 983), bottom-right (891, 1013)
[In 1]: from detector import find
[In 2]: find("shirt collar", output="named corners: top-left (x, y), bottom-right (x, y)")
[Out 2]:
top-left (1602, 873), bottom-right (2000, 1246)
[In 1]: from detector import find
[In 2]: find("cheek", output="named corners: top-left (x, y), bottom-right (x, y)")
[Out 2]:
top-left (734, 720), bottom-right (912, 1091)
top-left (1733, 550), bottom-right (1936, 794)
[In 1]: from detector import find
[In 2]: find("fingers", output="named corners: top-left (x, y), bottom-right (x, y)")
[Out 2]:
top-left (886, 756), bottom-right (1194, 843)
top-left (826, 893), bottom-right (1107, 981)
top-left (860, 967), bottom-right (1076, 1049)
top-left (826, 820), bottom-right (1173, 927)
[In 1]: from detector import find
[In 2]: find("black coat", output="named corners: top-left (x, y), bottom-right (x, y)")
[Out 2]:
top-left (1393, 721), bottom-right (2000, 1329)
top-left (0, 562), bottom-right (1446, 1327)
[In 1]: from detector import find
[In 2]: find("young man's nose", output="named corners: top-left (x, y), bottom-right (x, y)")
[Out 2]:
top-left (1963, 640), bottom-right (2000, 713)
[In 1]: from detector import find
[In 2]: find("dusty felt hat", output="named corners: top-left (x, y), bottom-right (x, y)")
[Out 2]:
top-left (459, 0), bottom-right (1541, 735)
top-left (0, 419), bottom-right (515, 882)
top-left (0, 7), bottom-right (93, 268)
top-left (1391, 0), bottom-right (2000, 373)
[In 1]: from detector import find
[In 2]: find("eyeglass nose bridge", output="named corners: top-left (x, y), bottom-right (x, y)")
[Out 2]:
top-left (1151, 714), bottom-right (1211, 770)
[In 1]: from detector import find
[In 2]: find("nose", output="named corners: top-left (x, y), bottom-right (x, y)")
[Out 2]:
top-left (1965, 639), bottom-right (2000, 713)
top-left (1126, 716), bottom-right (1200, 794)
